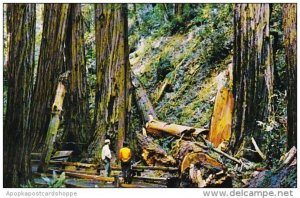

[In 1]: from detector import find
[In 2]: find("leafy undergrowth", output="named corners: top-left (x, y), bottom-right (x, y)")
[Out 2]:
top-left (130, 12), bottom-right (233, 129)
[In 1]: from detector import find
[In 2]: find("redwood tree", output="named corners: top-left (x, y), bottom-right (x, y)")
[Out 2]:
top-left (29, 4), bottom-right (69, 150)
top-left (64, 4), bottom-right (91, 147)
top-left (89, 4), bottom-right (131, 160)
top-left (231, 4), bottom-right (274, 154)
top-left (283, 4), bottom-right (297, 149)
top-left (4, 4), bottom-right (36, 187)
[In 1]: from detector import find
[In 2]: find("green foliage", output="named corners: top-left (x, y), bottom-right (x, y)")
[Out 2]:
top-left (40, 172), bottom-right (66, 188)
top-left (21, 180), bottom-right (35, 188)
top-left (156, 55), bottom-right (173, 82)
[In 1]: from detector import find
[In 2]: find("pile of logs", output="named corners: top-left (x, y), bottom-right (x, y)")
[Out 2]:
top-left (136, 115), bottom-right (244, 187)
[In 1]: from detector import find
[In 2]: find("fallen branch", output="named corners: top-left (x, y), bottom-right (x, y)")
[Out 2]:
top-left (251, 137), bottom-right (266, 160)
top-left (194, 142), bottom-right (242, 165)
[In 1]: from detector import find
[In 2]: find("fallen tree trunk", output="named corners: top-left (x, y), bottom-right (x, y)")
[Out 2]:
top-left (131, 72), bottom-right (157, 123)
top-left (137, 132), bottom-right (176, 166)
top-left (38, 71), bottom-right (70, 172)
top-left (146, 119), bottom-right (208, 138)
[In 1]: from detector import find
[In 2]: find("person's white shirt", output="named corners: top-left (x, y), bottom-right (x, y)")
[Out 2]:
top-left (102, 144), bottom-right (112, 160)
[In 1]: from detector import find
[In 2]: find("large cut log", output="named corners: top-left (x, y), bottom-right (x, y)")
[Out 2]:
top-left (181, 152), bottom-right (224, 173)
top-left (131, 72), bottom-right (157, 123)
top-left (208, 86), bottom-right (234, 147)
top-left (146, 119), bottom-right (208, 138)
top-left (38, 71), bottom-right (70, 172)
top-left (137, 133), bottom-right (176, 166)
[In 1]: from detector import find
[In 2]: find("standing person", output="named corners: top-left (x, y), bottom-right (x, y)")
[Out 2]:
top-left (119, 142), bottom-right (132, 183)
top-left (102, 139), bottom-right (112, 177)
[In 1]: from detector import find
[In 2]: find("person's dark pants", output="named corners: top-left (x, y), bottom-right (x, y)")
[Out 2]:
top-left (104, 158), bottom-right (111, 177)
top-left (121, 161), bottom-right (132, 183)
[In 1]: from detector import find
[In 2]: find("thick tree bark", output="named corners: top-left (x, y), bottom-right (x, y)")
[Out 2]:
top-left (283, 4), bottom-right (297, 149)
top-left (231, 4), bottom-right (273, 154)
top-left (64, 4), bottom-right (91, 146)
top-left (4, 4), bottom-right (36, 187)
top-left (136, 133), bottom-right (176, 166)
top-left (29, 4), bottom-right (69, 151)
top-left (89, 4), bottom-right (131, 160)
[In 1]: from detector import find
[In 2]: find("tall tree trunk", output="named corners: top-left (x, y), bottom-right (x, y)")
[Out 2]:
top-left (283, 4), bottom-right (297, 149)
top-left (89, 4), bottom-right (131, 161)
top-left (174, 3), bottom-right (183, 18)
top-left (29, 4), bottom-right (69, 151)
top-left (231, 4), bottom-right (273, 154)
top-left (64, 4), bottom-right (91, 147)
top-left (4, 4), bottom-right (35, 187)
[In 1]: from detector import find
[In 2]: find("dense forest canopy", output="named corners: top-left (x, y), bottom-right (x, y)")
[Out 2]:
top-left (3, 3), bottom-right (297, 188)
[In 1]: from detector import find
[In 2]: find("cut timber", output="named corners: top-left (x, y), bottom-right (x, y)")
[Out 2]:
top-left (137, 132), bottom-right (176, 166)
top-left (50, 161), bottom-right (97, 168)
top-left (131, 72), bottom-right (157, 123)
top-left (65, 171), bottom-right (115, 182)
top-left (49, 160), bottom-right (177, 172)
top-left (38, 71), bottom-right (70, 172)
top-left (134, 166), bottom-right (178, 171)
top-left (134, 176), bottom-right (167, 182)
top-left (51, 150), bottom-right (73, 161)
top-left (146, 119), bottom-right (208, 138)
top-left (208, 86), bottom-right (234, 147)
top-left (181, 152), bottom-right (224, 173)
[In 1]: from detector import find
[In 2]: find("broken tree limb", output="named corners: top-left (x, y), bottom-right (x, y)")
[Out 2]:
top-left (136, 132), bottom-right (176, 166)
top-left (193, 141), bottom-right (242, 165)
top-left (131, 72), bottom-right (157, 123)
top-left (153, 77), bottom-right (171, 103)
top-left (38, 71), bottom-right (70, 172)
top-left (251, 137), bottom-right (266, 160)
top-left (276, 146), bottom-right (297, 172)
top-left (145, 119), bottom-right (208, 138)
